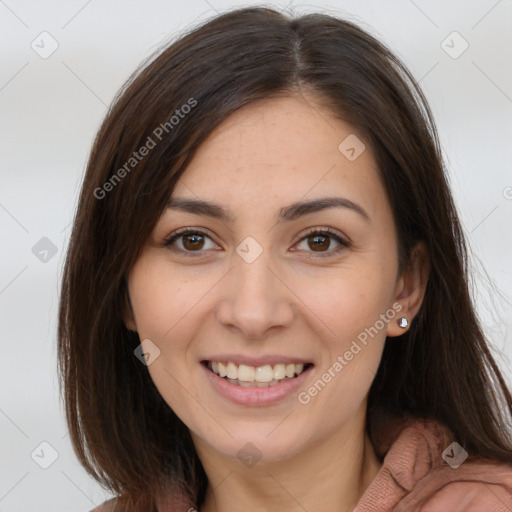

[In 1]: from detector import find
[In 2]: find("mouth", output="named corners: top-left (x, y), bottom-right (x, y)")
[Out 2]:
top-left (201, 360), bottom-right (314, 388)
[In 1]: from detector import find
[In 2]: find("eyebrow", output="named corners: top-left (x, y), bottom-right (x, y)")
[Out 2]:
top-left (166, 196), bottom-right (370, 223)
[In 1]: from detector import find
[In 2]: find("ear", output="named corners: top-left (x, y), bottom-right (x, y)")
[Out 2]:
top-left (122, 286), bottom-right (138, 332)
top-left (386, 241), bottom-right (429, 337)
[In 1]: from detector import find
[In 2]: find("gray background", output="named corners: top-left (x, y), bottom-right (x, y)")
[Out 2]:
top-left (1, 0), bottom-right (511, 510)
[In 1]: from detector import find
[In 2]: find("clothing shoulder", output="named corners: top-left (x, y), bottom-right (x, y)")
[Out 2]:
top-left (416, 477), bottom-right (512, 511)
top-left (399, 456), bottom-right (512, 511)
top-left (89, 494), bottom-right (193, 512)
top-left (356, 415), bottom-right (512, 511)
top-left (90, 497), bottom-right (119, 512)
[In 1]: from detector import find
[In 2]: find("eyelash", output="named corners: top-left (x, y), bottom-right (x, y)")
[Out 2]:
top-left (163, 227), bottom-right (350, 258)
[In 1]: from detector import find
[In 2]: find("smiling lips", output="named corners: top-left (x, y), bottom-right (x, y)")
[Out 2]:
top-left (202, 359), bottom-right (314, 406)
top-left (206, 360), bottom-right (309, 387)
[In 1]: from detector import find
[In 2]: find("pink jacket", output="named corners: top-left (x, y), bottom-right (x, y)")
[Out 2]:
top-left (94, 417), bottom-right (512, 511)
top-left (353, 416), bottom-right (512, 511)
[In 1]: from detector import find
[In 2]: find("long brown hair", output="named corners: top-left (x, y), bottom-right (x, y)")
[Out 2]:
top-left (58, 6), bottom-right (512, 511)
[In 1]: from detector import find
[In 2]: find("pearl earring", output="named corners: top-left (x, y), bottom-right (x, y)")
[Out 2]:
top-left (398, 317), bottom-right (409, 329)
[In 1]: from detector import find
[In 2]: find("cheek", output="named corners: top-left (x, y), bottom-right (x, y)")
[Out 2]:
top-left (127, 259), bottom-right (205, 418)
top-left (291, 261), bottom-right (395, 347)
top-left (128, 256), bottom-right (214, 342)
top-left (294, 270), bottom-right (391, 426)
top-left (127, 256), bottom-right (221, 408)
top-left (288, 256), bottom-right (395, 414)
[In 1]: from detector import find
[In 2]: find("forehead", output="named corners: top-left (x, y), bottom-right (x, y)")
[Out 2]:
top-left (172, 94), bottom-right (386, 220)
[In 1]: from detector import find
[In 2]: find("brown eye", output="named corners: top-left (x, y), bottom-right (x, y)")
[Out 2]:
top-left (164, 229), bottom-right (218, 256)
top-left (293, 228), bottom-right (350, 258)
top-left (182, 233), bottom-right (205, 251)
top-left (307, 234), bottom-right (331, 252)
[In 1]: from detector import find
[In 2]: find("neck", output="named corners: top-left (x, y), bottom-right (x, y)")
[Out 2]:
top-left (194, 410), bottom-right (382, 512)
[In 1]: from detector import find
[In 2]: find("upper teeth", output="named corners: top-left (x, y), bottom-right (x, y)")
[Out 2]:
top-left (211, 361), bottom-right (305, 383)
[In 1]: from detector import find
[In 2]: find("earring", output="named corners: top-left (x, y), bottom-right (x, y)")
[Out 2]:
top-left (398, 317), bottom-right (409, 329)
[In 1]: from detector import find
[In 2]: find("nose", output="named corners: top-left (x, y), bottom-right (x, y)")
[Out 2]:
top-left (215, 251), bottom-right (295, 339)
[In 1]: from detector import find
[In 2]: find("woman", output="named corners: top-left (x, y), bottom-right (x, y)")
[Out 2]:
top-left (58, 6), bottom-right (512, 511)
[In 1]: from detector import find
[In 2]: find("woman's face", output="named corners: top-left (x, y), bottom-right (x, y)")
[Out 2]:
top-left (125, 93), bottom-right (410, 463)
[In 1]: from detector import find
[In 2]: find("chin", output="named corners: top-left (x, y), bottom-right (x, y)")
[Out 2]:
top-left (192, 421), bottom-right (312, 465)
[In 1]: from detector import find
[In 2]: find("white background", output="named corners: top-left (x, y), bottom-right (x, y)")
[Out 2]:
top-left (1, 0), bottom-right (511, 511)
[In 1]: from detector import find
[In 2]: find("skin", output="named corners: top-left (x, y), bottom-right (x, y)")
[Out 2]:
top-left (124, 92), bottom-right (429, 512)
